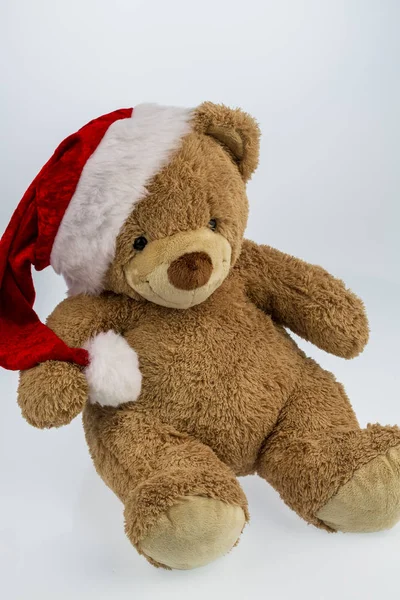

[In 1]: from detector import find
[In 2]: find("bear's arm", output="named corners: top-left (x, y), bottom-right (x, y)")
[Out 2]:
top-left (45, 291), bottom-right (138, 346)
top-left (235, 239), bottom-right (369, 358)
top-left (17, 293), bottom-right (143, 429)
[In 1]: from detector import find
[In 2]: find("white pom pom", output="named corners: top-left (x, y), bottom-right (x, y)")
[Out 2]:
top-left (84, 331), bottom-right (142, 407)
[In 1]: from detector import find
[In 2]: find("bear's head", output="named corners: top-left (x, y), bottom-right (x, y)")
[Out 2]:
top-left (104, 102), bottom-right (260, 309)
top-left (0, 101), bottom-right (260, 371)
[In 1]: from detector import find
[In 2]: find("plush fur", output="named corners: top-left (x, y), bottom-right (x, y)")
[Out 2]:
top-left (51, 104), bottom-right (193, 295)
top-left (17, 102), bottom-right (400, 570)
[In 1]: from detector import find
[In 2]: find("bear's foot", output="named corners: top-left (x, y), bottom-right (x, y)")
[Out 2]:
top-left (317, 445), bottom-right (400, 532)
top-left (83, 403), bottom-right (248, 569)
top-left (136, 495), bottom-right (245, 570)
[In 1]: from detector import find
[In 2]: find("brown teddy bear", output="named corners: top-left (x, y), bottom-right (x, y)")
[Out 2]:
top-left (1, 102), bottom-right (399, 570)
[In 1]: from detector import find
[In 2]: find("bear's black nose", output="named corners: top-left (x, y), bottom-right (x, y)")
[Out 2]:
top-left (167, 252), bottom-right (213, 290)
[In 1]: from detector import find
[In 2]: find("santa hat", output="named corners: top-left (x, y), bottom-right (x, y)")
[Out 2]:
top-left (0, 104), bottom-right (193, 372)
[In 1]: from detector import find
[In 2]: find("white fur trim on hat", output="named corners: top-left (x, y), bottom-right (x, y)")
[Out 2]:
top-left (50, 103), bottom-right (193, 295)
top-left (84, 331), bottom-right (142, 407)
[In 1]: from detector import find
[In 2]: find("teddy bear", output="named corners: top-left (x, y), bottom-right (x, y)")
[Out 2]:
top-left (1, 102), bottom-right (399, 571)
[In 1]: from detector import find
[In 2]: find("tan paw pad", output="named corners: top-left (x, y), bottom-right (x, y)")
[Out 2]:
top-left (139, 495), bottom-right (245, 569)
top-left (317, 445), bottom-right (400, 532)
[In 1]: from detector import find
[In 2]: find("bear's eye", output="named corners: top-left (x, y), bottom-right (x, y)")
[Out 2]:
top-left (208, 219), bottom-right (217, 231)
top-left (133, 236), bottom-right (148, 251)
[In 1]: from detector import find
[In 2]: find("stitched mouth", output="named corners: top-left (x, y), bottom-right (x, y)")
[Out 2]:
top-left (125, 253), bottom-right (229, 308)
top-left (146, 280), bottom-right (197, 308)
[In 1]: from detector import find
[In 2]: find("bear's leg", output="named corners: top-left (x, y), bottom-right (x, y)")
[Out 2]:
top-left (83, 403), bottom-right (247, 569)
top-left (257, 359), bottom-right (400, 532)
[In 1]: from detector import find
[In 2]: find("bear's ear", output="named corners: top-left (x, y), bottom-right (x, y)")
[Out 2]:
top-left (193, 102), bottom-right (260, 182)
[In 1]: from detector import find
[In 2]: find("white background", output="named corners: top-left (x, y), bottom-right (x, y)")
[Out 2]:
top-left (1, 1), bottom-right (399, 599)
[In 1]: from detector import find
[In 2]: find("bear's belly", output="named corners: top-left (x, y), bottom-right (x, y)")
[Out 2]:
top-left (124, 300), bottom-right (303, 475)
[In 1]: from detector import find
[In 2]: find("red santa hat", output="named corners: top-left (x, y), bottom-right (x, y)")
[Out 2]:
top-left (0, 104), bottom-right (193, 371)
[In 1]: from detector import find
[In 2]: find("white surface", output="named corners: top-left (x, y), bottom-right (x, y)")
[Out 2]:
top-left (0, 1), bottom-right (399, 599)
